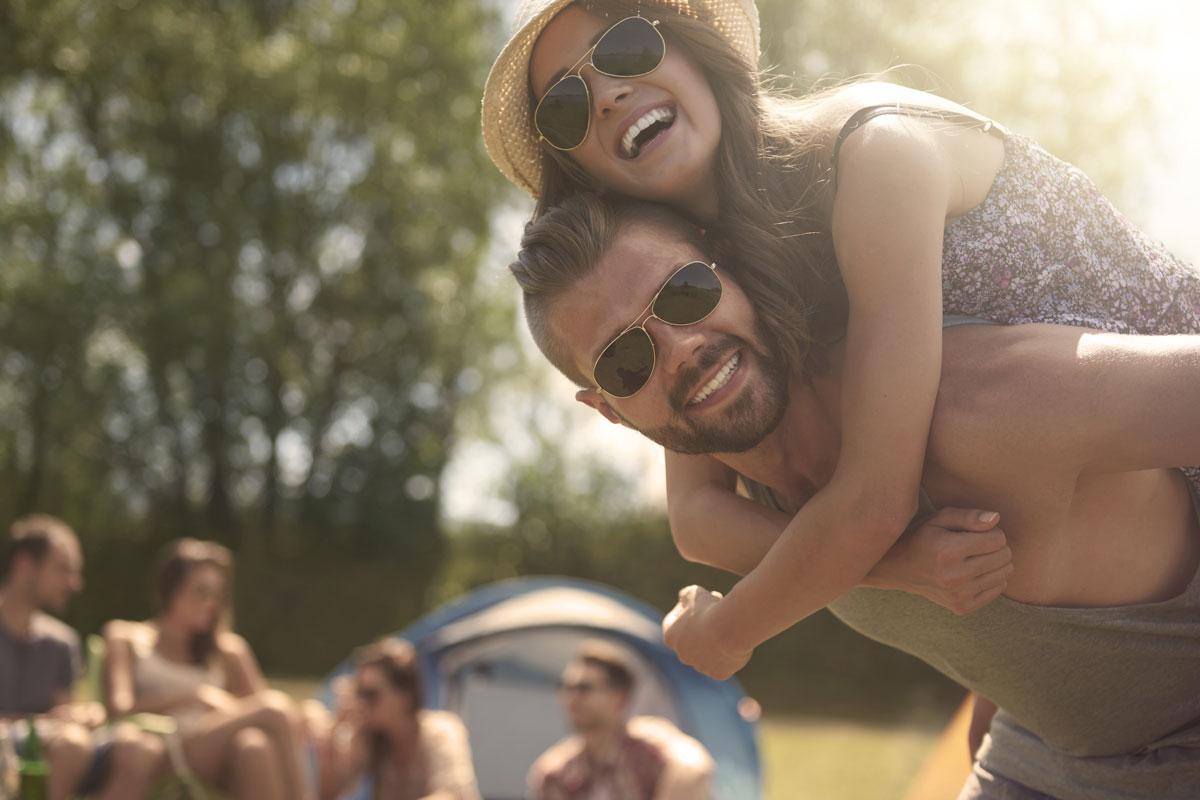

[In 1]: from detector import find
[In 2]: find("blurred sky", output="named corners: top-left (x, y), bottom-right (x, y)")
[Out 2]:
top-left (442, 0), bottom-right (1200, 525)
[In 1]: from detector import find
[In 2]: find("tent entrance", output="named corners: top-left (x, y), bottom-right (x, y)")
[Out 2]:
top-left (439, 628), bottom-right (681, 799)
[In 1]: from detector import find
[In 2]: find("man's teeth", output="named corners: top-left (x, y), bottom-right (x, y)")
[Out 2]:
top-left (688, 352), bottom-right (740, 406)
top-left (621, 107), bottom-right (674, 158)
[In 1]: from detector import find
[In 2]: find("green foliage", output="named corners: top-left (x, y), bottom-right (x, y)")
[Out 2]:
top-left (0, 0), bottom-right (508, 574)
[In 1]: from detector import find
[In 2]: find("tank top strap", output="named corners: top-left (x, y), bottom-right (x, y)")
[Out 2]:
top-left (830, 102), bottom-right (1008, 177)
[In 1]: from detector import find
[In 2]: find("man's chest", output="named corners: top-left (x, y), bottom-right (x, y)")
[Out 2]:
top-left (923, 460), bottom-right (1200, 607)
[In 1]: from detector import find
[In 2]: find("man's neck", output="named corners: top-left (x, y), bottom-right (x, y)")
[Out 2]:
top-left (580, 721), bottom-right (626, 764)
top-left (0, 588), bottom-right (37, 639)
top-left (712, 364), bottom-right (845, 507)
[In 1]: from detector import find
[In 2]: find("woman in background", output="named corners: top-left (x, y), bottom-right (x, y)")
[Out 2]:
top-left (104, 538), bottom-right (315, 800)
top-left (312, 637), bottom-right (479, 800)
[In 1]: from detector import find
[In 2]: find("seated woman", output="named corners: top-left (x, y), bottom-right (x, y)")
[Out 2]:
top-left (311, 637), bottom-right (480, 800)
top-left (103, 538), bottom-right (315, 800)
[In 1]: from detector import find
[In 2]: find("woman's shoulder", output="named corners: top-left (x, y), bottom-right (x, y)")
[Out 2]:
top-left (103, 618), bottom-right (152, 643)
top-left (215, 630), bottom-right (253, 657)
top-left (419, 708), bottom-right (467, 735)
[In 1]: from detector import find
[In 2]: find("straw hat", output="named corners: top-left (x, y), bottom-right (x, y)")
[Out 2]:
top-left (481, 0), bottom-right (761, 197)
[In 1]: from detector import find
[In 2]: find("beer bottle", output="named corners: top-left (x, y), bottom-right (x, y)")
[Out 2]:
top-left (17, 719), bottom-right (48, 800)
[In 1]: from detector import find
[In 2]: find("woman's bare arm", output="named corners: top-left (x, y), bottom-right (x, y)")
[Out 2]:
top-left (221, 632), bottom-right (269, 697)
top-left (666, 451), bottom-right (1012, 613)
top-left (676, 118), bottom-right (967, 673)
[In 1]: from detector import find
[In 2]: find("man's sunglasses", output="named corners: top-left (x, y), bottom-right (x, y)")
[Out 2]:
top-left (534, 15), bottom-right (666, 151)
top-left (592, 261), bottom-right (722, 398)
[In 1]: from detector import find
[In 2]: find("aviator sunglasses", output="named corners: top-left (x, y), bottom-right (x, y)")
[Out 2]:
top-left (592, 260), bottom-right (722, 398)
top-left (534, 14), bottom-right (667, 151)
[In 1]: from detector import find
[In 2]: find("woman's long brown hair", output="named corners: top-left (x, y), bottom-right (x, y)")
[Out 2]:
top-left (354, 638), bottom-right (424, 775)
top-left (535, 0), bottom-right (864, 374)
top-left (153, 538), bottom-right (234, 665)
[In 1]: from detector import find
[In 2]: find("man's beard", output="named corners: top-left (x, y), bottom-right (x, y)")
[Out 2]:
top-left (630, 324), bottom-right (789, 455)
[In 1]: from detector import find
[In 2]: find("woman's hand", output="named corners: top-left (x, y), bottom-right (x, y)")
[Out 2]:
top-left (193, 684), bottom-right (238, 712)
top-left (47, 701), bottom-right (106, 729)
top-left (865, 507), bottom-right (1013, 615)
top-left (662, 587), bottom-right (752, 680)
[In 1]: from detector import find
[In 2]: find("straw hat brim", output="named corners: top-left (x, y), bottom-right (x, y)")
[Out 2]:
top-left (481, 0), bottom-right (760, 198)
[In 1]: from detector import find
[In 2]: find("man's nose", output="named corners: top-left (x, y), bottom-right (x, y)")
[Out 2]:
top-left (647, 318), bottom-right (706, 377)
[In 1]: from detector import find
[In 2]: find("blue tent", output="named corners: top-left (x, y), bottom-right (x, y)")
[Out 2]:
top-left (322, 576), bottom-right (761, 800)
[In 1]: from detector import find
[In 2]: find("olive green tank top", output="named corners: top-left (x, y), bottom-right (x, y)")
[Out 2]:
top-left (744, 317), bottom-right (1200, 798)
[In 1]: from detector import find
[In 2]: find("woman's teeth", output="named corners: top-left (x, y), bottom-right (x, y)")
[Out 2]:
top-left (621, 107), bottom-right (675, 158)
top-left (688, 352), bottom-right (740, 406)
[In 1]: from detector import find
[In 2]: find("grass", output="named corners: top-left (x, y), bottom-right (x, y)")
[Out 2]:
top-left (759, 715), bottom-right (945, 800)
top-left (270, 675), bottom-right (955, 800)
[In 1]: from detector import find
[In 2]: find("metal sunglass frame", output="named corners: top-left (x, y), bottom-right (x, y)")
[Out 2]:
top-left (591, 260), bottom-right (721, 398)
top-left (533, 14), bottom-right (666, 152)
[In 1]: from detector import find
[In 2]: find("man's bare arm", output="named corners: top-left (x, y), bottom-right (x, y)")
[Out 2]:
top-left (934, 325), bottom-right (1200, 481)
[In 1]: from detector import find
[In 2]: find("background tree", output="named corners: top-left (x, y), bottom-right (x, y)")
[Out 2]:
top-left (0, 0), bottom-right (510, 670)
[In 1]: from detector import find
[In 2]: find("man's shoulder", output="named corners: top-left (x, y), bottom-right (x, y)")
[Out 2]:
top-left (934, 324), bottom-right (1081, 443)
top-left (929, 323), bottom-right (1092, 491)
top-left (939, 322), bottom-right (1086, 398)
top-left (29, 612), bottom-right (80, 650)
top-left (531, 734), bottom-right (586, 775)
top-left (528, 735), bottom-right (587, 794)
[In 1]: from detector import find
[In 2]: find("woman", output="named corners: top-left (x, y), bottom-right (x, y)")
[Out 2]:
top-left (313, 637), bottom-right (479, 800)
top-left (482, 0), bottom-right (1199, 679)
top-left (104, 538), bottom-right (315, 800)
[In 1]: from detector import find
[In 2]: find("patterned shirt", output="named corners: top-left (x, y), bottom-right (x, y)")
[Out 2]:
top-left (529, 727), bottom-right (666, 800)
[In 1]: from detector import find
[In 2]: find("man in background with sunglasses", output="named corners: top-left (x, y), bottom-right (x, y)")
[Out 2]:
top-left (510, 192), bottom-right (1200, 799)
top-left (528, 640), bottom-right (713, 800)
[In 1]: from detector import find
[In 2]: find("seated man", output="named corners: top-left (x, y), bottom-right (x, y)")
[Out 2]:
top-left (509, 193), bottom-right (1200, 800)
top-left (528, 640), bottom-right (712, 800)
top-left (0, 514), bottom-right (163, 800)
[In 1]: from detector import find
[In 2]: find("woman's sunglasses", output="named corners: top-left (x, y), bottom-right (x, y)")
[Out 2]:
top-left (534, 15), bottom-right (666, 151)
top-left (592, 261), bottom-right (722, 398)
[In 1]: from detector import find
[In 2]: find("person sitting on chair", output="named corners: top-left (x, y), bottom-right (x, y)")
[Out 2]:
top-left (313, 637), bottom-right (481, 800)
top-left (104, 537), bottom-right (315, 800)
top-left (0, 514), bottom-right (163, 800)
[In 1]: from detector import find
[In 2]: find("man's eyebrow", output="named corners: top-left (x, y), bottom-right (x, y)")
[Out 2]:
top-left (539, 27), bottom-right (608, 96)
top-left (594, 314), bottom-right (636, 366)
top-left (591, 269), bottom-right (673, 366)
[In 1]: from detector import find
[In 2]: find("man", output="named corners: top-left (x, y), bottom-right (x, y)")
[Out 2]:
top-left (509, 193), bottom-right (1200, 799)
top-left (1, 514), bottom-right (163, 800)
top-left (528, 640), bottom-right (713, 800)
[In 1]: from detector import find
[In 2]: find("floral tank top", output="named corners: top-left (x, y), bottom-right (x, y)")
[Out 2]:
top-left (835, 103), bottom-right (1200, 491)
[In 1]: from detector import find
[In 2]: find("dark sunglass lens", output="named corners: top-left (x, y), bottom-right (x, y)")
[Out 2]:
top-left (536, 75), bottom-right (590, 149)
top-left (655, 263), bottom-right (721, 324)
top-left (593, 17), bottom-right (665, 76)
top-left (595, 328), bottom-right (654, 397)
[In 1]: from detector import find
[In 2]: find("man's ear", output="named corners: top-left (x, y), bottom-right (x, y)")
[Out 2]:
top-left (575, 389), bottom-right (623, 425)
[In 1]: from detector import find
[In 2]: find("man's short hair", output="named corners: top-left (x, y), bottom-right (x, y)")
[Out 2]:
top-left (510, 193), bottom-right (707, 387)
top-left (1, 514), bottom-right (77, 581)
top-left (574, 639), bottom-right (636, 695)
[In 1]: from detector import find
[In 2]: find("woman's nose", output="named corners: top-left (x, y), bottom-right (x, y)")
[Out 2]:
top-left (586, 70), bottom-right (634, 123)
